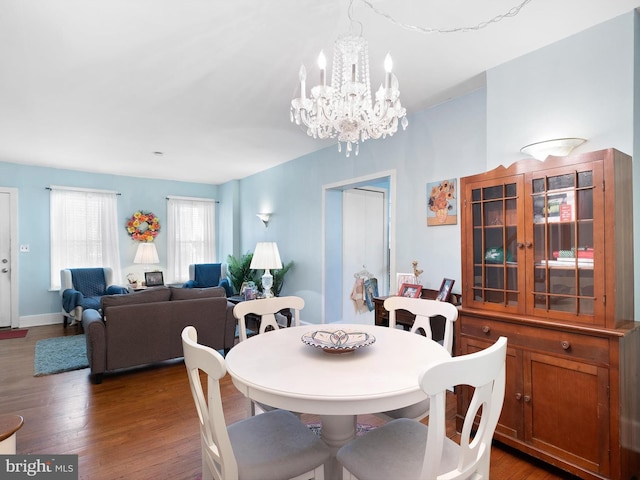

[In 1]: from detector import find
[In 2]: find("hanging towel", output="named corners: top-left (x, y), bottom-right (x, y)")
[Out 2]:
top-left (350, 277), bottom-right (367, 312)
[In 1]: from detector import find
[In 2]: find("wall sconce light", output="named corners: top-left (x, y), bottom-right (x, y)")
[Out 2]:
top-left (256, 213), bottom-right (271, 228)
top-left (520, 138), bottom-right (586, 160)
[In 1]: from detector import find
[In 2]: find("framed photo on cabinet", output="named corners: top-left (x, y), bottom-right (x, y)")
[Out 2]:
top-left (436, 278), bottom-right (455, 302)
top-left (399, 283), bottom-right (422, 298)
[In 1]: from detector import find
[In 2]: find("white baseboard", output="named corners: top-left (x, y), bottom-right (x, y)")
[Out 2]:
top-left (19, 313), bottom-right (63, 328)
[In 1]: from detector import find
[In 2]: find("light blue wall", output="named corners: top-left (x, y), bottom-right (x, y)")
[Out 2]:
top-left (0, 161), bottom-right (218, 319)
top-left (487, 11), bottom-right (634, 167)
top-left (487, 10), bottom-right (638, 318)
top-left (221, 89), bottom-right (487, 324)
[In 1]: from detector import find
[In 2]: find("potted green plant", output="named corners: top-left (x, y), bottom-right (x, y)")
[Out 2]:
top-left (226, 252), bottom-right (260, 295)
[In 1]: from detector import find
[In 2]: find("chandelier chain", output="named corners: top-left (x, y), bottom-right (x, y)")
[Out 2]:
top-left (358, 0), bottom-right (534, 34)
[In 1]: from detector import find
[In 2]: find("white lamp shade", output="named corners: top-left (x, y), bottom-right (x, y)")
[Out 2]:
top-left (250, 242), bottom-right (282, 270)
top-left (133, 243), bottom-right (160, 264)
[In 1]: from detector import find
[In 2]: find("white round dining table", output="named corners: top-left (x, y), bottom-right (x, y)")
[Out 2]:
top-left (225, 324), bottom-right (450, 451)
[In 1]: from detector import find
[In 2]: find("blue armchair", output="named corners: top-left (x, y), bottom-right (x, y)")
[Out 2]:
top-left (183, 263), bottom-right (232, 296)
top-left (60, 267), bottom-right (128, 327)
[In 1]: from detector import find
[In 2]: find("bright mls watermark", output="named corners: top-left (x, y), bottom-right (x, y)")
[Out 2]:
top-left (0, 455), bottom-right (78, 479)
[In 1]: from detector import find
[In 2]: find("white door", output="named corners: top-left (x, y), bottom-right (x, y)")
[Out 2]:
top-left (0, 191), bottom-right (12, 327)
top-left (341, 188), bottom-right (386, 324)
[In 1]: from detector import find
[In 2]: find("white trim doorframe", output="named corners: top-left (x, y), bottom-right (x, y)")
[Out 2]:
top-left (0, 187), bottom-right (19, 328)
top-left (321, 170), bottom-right (396, 324)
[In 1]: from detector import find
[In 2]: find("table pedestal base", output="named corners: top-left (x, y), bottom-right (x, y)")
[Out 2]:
top-left (319, 414), bottom-right (357, 480)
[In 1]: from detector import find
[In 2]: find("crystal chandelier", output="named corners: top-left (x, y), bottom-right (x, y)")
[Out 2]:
top-left (290, 33), bottom-right (408, 157)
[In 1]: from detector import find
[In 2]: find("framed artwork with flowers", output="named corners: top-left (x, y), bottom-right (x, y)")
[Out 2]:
top-left (427, 178), bottom-right (457, 226)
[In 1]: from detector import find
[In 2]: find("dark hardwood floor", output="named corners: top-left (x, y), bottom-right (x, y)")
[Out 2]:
top-left (0, 325), bottom-right (578, 479)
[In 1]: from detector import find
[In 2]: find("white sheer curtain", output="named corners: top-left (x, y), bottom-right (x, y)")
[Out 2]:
top-left (50, 187), bottom-right (122, 289)
top-left (166, 197), bottom-right (216, 284)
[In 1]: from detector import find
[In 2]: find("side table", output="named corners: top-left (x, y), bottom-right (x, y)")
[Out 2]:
top-left (0, 414), bottom-right (24, 454)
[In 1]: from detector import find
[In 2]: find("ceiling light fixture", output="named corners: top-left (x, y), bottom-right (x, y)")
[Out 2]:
top-left (520, 138), bottom-right (587, 160)
top-left (290, 1), bottom-right (407, 157)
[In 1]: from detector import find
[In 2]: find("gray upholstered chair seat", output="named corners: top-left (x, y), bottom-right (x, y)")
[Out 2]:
top-left (228, 409), bottom-right (330, 480)
top-left (337, 418), bottom-right (459, 479)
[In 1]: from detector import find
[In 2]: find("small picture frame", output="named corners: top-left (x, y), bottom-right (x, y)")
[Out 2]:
top-left (396, 273), bottom-right (416, 293)
top-left (364, 277), bottom-right (379, 312)
top-left (436, 278), bottom-right (455, 302)
top-left (399, 283), bottom-right (422, 298)
top-left (144, 271), bottom-right (164, 287)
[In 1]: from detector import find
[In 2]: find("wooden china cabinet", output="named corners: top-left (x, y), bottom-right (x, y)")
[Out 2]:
top-left (456, 148), bottom-right (640, 480)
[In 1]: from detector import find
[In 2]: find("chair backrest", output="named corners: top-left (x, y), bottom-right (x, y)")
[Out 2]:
top-left (181, 326), bottom-right (238, 480)
top-left (60, 267), bottom-right (113, 296)
top-left (383, 297), bottom-right (458, 353)
top-left (419, 336), bottom-right (507, 480)
top-left (233, 296), bottom-right (304, 342)
top-left (189, 263), bottom-right (227, 287)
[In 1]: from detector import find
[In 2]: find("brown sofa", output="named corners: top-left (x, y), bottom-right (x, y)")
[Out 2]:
top-left (81, 286), bottom-right (236, 383)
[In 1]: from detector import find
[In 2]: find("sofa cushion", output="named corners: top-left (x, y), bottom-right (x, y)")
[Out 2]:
top-left (170, 286), bottom-right (226, 300)
top-left (101, 287), bottom-right (171, 318)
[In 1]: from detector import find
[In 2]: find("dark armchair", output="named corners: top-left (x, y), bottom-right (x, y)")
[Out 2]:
top-left (183, 263), bottom-right (232, 296)
top-left (60, 267), bottom-right (128, 327)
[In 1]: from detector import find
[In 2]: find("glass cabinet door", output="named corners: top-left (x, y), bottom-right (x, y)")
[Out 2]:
top-left (526, 164), bottom-right (605, 324)
top-left (466, 176), bottom-right (525, 313)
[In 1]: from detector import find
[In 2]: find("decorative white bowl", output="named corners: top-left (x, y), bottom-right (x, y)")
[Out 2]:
top-left (301, 329), bottom-right (375, 354)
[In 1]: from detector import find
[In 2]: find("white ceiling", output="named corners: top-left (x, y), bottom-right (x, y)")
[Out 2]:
top-left (1, 1), bottom-right (638, 184)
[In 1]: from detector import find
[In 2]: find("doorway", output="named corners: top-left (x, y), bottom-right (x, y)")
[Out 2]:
top-left (322, 171), bottom-right (396, 324)
top-left (0, 188), bottom-right (18, 328)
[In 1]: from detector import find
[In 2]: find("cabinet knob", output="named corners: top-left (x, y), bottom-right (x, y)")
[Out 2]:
top-left (560, 340), bottom-right (571, 350)
top-left (516, 242), bottom-right (524, 249)
top-left (481, 325), bottom-right (491, 334)
top-left (1, 268), bottom-right (7, 273)
top-left (524, 395), bottom-right (531, 403)
top-left (525, 241), bottom-right (533, 248)
top-left (515, 393), bottom-right (522, 401)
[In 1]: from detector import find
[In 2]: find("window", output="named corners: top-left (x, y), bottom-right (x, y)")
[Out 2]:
top-left (50, 187), bottom-right (121, 289)
top-left (166, 197), bottom-right (216, 284)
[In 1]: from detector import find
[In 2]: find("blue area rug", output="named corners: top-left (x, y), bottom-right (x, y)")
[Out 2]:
top-left (34, 334), bottom-right (88, 376)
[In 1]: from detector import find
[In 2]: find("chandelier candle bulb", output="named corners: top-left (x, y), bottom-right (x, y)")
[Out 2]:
top-left (299, 65), bottom-right (306, 100)
top-left (318, 51), bottom-right (327, 86)
top-left (384, 53), bottom-right (392, 90)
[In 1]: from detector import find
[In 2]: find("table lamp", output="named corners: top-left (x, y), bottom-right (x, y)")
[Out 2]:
top-left (133, 243), bottom-right (160, 284)
top-left (250, 242), bottom-right (282, 298)
top-left (134, 243), bottom-right (160, 266)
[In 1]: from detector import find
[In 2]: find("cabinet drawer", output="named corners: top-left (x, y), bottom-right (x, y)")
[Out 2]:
top-left (459, 316), bottom-right (609, 365)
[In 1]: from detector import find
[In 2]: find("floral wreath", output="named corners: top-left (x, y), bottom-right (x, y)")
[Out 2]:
top-left (126, 211), bottom-right (160, 242)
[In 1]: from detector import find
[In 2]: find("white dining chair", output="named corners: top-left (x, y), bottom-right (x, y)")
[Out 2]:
top-left (233, 295), bottom-right (304, 342)
top-left (181, 326), bottom-right (330, 480)
top-left (337, 336), bottom-right (507, 480)
top-left (376, 296), bottom-right (458, 422)
top-left (233, 296), bottom-right (305, 415)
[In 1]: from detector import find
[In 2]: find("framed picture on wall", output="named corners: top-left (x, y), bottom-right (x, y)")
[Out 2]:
top-left (399, 283), bottom-right (422, 298)
top-left (427, 178), bottom-right (457, 226)
top-left (436, 278), bottom-right (455, 302)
